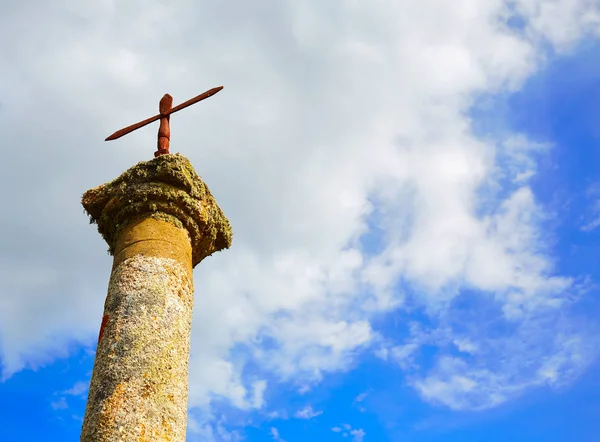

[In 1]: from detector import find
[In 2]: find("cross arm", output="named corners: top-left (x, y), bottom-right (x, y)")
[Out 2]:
top-left (105, 86), bottom-right (224, 141)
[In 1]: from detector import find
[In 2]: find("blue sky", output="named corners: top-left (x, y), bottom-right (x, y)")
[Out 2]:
top-left (1, 2), bottom-right (600, 442)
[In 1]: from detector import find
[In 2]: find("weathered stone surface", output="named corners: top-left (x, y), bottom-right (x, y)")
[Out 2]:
top-left (82, 153), bottom-right (232, 267)
top-left (80, 154), bottom-right (233, 441)
top-left (81, 250), bottom-right (192, 441)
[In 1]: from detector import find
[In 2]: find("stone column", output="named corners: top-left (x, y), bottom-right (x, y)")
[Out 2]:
top-left (80, 154), bottom-right (232, 441)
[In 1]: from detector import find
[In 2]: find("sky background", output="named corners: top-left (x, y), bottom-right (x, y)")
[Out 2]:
top-left (1, 1), bottom-right (600, 441)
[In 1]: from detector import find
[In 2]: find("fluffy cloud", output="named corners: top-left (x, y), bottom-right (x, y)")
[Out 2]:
top-left (270, 427), bottom-right (286, 442)
top-left (294, 405), bottom-right (323, 420)
top-left (332, 424), bottom-right (366, 442)
top-left (1, 0), bottom-right (599, 429)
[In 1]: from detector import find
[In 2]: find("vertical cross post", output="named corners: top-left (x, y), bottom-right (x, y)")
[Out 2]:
top-left (156, 94), bottom-right (173, 157)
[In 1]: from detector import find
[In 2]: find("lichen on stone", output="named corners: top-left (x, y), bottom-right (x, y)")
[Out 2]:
top-left (81, 254), bottom-right (193, 441)
top-left (82, 154), bottom-right (233, 267)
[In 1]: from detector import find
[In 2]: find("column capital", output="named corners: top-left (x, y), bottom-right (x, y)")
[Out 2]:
top-left (82, 153), bottom-right (232, 267)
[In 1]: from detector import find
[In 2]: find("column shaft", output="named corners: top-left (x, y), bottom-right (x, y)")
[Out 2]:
top-left (81, 218), bottom-right (194, 441)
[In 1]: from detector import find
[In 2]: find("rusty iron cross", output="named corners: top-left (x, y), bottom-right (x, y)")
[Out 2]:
top-left (105, 86), bottom-right (223, 157)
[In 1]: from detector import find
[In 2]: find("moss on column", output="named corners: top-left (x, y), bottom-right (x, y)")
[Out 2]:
top-left (80, 154), bottom-right (232, 442)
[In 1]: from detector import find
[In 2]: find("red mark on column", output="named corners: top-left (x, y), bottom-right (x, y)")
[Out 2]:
top-left (98, 314), bottom-right (109, 345)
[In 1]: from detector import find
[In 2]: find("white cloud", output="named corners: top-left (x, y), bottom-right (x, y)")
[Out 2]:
top-left (332, 424), bottom-right (366, 441)
top-left (351, 428), bottom-right (367, 442)
top-left (50, 380), bottom-right (89, 415)
top-left (294, 405), bottom-right (323, 420)
top-left (353, 392), bottom-right (369, 412)
top-left (404, 315), bottom-right (598, 410)
top-left (270, 427), bottom-right (286, 442)
top-left (187, 414), bottom-right (242, 442)
top-left (0, 0), bottom-right (598, 430)
top-left (51, 397), bottom-right (68, 411)
top-left (581, 214), bottom-right (600, 232)
top-left (62, 381), bottom-right (88, 397)
top-left (354, 392), bottom-right (368, 403)
top-left (581, 182), bottom-right (600, 231)
top-left (513, 0), bottom-right (600, 51)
